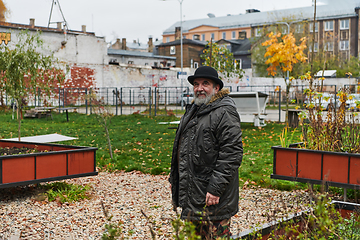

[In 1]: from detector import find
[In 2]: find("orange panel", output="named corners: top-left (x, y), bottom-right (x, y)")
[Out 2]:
top-left (297, 152), bottom-right (322, 180)
top-left (322, 154), bottom-right (348, 184)
top-left (68, 151), bottom-right (95, 175)
top-left (2, 157), bottom-right (35, 183)
top-left (36, 154), bottom-right (67, 179)
top-left (349, 156), bottom-right (360, 185)
top-left (275, 149), bottom-right (297, 177)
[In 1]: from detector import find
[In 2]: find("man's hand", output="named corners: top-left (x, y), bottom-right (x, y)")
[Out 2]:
top-left (206, 192), bottom-right (219, 206)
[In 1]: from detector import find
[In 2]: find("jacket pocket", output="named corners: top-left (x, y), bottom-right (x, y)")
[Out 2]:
top-left (189, 175), bottom-right (209, 207)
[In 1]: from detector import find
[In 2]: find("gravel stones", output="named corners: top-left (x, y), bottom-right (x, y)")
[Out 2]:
top-left (0, 171), bottom-right (309, 239)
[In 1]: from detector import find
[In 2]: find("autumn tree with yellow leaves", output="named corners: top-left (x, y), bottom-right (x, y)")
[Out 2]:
top-left (262, 32), bottom-right (307, 123)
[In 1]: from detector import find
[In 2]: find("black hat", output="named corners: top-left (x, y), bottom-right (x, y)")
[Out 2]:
top-left (188, 66), bottom-right (223, 90)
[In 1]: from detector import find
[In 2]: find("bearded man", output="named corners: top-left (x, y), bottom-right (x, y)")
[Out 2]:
top-left (169, 66), bottom-right (243, 239)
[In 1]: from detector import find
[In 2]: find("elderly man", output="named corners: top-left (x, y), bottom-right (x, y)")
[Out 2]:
top-left (169, 66), bottom-right (243, 239)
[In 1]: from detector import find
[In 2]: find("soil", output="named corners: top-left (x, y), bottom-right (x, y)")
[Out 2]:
top-left (0, 147), bottom-right (44, 156)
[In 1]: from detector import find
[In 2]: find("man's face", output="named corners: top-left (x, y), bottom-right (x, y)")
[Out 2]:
top-left (193, 78), bottom-right (220, 105)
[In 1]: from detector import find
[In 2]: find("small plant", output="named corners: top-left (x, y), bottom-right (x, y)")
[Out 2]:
top-left (101, 201), bottom-right (126, 240)
top-left (42, 182), bottom-right (90, 203)
top-left (279, 127), bottom-right (297, 148)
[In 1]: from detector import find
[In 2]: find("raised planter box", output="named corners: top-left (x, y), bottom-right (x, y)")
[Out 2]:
top-left (0, 139), bottom-right (98, 188)
top-left (233, 201), bottom-right (359, 239)
top-left (271, 143), bottom-right (360, 190)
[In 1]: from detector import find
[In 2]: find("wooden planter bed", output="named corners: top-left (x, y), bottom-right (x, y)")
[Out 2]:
top-left (0, 139), bottom-right (98, 189)
top-left (233, 201), bottom-right (360, 239)
top-left (271, 143), bottom-right (360, 190)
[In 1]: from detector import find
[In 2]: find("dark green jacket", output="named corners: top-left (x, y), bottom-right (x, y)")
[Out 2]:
top-left (170, 88), bottom-right (243, 220)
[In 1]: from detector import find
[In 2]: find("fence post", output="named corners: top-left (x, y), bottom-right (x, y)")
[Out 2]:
top-left (89, 88), bottom-right (92, 115)
top-left (85, 88), bottom-right (88, 115)
top-left (129, 89), bottom-right (132, 112)
top-left (154, 87), bottom-right (157, 116)
top-left (115, 88), bottom-right (118, 116)
top-left (120, 88), bottom-right (123, 115)
top-left (148, 88), bottom-right (152, 117)
top-left (279, 86), bottom-right (281, 123)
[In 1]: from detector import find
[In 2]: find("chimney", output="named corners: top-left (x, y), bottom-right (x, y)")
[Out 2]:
top-left (81, 25), bottom-right (86, 32)
top-left (148, 36), bottom-right (153, 52)
top-left (175, 27), bottom-right (181, 40)
top-left (57, 22), bottom-right (62, 29)
top-left (29, 18), bottom-right (35, 27)
top-left (111, 38), bottom-right (121, 49)
top-left (122, 38), bottom-right (127, 50)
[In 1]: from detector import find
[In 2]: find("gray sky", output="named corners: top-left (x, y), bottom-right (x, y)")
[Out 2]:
top-left (5, 0), bottom-right (314, 44)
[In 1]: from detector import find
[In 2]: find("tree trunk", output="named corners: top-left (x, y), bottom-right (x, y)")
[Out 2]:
top-left (17, 106), bottom-right (21, 141)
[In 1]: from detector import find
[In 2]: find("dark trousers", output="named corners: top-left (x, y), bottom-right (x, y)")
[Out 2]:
top-left (192, 218), bottom-right (231, 240)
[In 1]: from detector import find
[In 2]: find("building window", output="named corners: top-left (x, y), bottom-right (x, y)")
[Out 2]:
top-left (222, 32), bottom-right (226, 39)
top-left (170, 46), bottom-right (176, 55)
top-left (238, 31), bottom-right (246, 39)
top-left (309, 42), bottom-right (318, 52)
top-left (232, 31), bottom-right (236, 39)
top-left (324, 21), bottom-right (334, 31)
top-left (339, 40), bottom-right (349, 50)
top-left (341, 30), bottom-right (349, 40)
top-left (145, 63), bottom-right (148, 66)
top-left (234, 59), bottom-right (242, 69)
top-left (340, 19), bottom-right (349, 30)
top-left (194, 62), bottom-right (199, 68)
top-left (309, 22), bottom-right (318, 32)
top-left (211, 33), bottom-right (215, 40)
top-left (281, 26), bottom-right (287, 34)
top-left (166, 37), bottom-right (170, 43)
top-left (128, 61), bottom-right (134, 64)
top-left (255, 28), bottom-right (262, 37)
top-left (193, 34), bottom-right (200, 40)
top-left (324, 42), bottom-right (334, 51)
top-left (201, 34), bottom-right (205, 41)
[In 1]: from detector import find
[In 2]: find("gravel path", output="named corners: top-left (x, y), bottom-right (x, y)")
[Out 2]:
top-left (0, 171), bottom-right (309, 239)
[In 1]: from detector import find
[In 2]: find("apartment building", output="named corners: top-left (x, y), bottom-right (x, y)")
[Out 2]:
top-left (162, 0), bottom-right (360, 68)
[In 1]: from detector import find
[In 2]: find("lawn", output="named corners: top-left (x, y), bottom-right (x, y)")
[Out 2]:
top-left (0, 110), bottom-right (303, 190)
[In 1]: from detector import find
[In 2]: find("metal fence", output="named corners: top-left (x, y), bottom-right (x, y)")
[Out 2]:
top-left (2, 83), bottom-right (359, 120)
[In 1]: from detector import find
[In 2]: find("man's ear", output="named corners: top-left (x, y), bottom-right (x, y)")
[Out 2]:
top-left (214, 84), bottom-right (220, 93)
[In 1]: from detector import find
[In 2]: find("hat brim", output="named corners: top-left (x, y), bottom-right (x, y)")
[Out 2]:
top-left (188, 75), bottom-right (224, 90)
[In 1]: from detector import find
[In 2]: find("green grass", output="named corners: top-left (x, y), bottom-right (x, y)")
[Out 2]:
top-left (0, 110), bottom-right (304, 190)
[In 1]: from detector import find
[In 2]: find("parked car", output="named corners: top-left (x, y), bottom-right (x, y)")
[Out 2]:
top-left (178, 93), bottom-right (194, 106)
top-left (304, 92), bottom-right (339, 110)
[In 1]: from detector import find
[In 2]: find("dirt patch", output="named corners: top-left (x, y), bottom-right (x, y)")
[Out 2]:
top-left (0, 147), bottom-right (43, 156)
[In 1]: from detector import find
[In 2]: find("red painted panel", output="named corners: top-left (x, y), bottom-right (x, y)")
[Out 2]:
top-left (322, 154), bottom-right (348, 183)
top-left (2, 157), bottom-right (35, 183)
top-left (68, 151), bottom-right (95, 175)
top-left (36, 154), bottom-right (67, 179)
top-left (349, 156), bottom-right (360, 185)
top-left (275, 149), bottom-right (297, 177)
top-left (297, 152), bottom-right (322, 180)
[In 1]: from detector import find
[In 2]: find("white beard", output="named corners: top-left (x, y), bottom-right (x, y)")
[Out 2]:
top-left (194, 88), bottom-right (216, 105)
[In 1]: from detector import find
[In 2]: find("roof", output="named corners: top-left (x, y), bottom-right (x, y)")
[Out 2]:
top-left (107, 49), bottom-right (176, 60)
top-left (0, 21), bottom-right (98, 37)
top-left (157, 38), bottom-right (207, 47)
top-left (315, 70), bottom-right (337, 77)
top-left (163, 0), bottom-right (360, 35)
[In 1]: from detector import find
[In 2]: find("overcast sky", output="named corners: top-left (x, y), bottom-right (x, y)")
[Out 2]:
top-left (5, 0), bottom-right (314, 44)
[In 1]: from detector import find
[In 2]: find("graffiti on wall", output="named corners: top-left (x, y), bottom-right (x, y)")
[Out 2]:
top-left (0, 32), bottom-right (10, 45)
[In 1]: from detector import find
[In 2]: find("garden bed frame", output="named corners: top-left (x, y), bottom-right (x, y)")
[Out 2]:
top-left (233, 201), bottom-right (360, 239)
top-left (0, 139), bottom-right (98, 189)
top-left (271, 143), bottom-right (360, 190)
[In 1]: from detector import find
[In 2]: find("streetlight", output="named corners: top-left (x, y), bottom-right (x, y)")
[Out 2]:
top-left (162, 0), bottom-right (184, 108)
